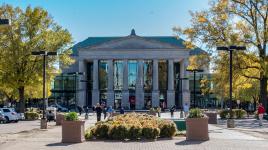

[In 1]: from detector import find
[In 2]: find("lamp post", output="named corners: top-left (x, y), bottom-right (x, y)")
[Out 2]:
top-left (176, 77), bottom-right (188, 118)
top-left (32, 51), bottom-right (57, 129)
top-left (186, 69), bottom-right (203, 108)
top-left (217, 45), bottom-right (246, 128)
top-left (67, 72), bottom-right (85, 111)
top-left (80, 79), bottom-right (92, 119)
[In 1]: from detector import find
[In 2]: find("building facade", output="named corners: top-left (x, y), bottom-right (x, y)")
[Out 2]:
top-left (55, 30), bottom-right (210, 110)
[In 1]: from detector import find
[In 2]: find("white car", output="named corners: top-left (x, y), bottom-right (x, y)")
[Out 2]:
top-left (50, 104), bottom-right (68, 112)
top-left (0, 108), bottom-right (19, 122)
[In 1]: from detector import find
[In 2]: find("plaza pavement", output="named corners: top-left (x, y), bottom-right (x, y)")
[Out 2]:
top-left (0, 112), bottom-right (268, 150)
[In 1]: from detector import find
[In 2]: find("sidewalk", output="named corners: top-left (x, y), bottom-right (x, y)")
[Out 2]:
top-left (1, 113), bottom-right (268, 150)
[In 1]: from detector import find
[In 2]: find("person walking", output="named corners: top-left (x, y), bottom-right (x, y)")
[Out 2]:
top-left (95, 103), bottom-right (102, 122)
top-left (257, 103), bottom-right (265, 126)
top-left (107, 106), bottom-right (114, 118)
top-left (77, 106), bottom-right (83, 116)
top-left (183, 103), bottom-right (189, 118)
top-left (157, 107), bottom-right (161, 117)
top-left (92, 105), bottom-right (96, 116)
top-left (170, 105), bottom-right (176, 118)
top-left (102, 105), bottom-right (107, 119)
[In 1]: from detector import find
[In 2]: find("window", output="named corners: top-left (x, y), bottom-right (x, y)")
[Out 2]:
top-left (3, 109), bottom-right (10, 112)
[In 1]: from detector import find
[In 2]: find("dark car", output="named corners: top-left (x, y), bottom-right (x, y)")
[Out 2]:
top-left (0, 110), bottom-right (6, 123)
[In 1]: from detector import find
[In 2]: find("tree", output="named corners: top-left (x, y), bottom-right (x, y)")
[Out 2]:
top-left (0, 5), bottom-right (74, 112)
top-left (212, 51), bottom-right (260, 106)
top-left (174, 0), bottom-right (268, 112)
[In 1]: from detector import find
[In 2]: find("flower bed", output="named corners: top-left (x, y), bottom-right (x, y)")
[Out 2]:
top-left (85, 113), bottom-right (177, 141)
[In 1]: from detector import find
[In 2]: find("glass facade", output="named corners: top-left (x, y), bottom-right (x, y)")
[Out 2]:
top-left (158, 60), bottom-right (168, 108)
top-left (144, 60), bottom-right (153, 109)
top-left (128, 60), bottom-right (137, 109)
top-left (99, 60), bottom-right (108, 104)
top-left (114, 60), bottom-right (123, 109)
top-left (51, 59), bottom-right (192, 110)
top-left (86, 62), bottom-right (93, 107)
top-left (50, 75), bottom-right (77, 109)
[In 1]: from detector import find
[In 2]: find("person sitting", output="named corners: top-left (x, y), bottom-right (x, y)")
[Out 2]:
top-left (120, 107), bottom-right (125, 114)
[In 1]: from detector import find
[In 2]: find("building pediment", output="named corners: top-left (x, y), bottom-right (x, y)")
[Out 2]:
top-left (82, 36), bottom-right (179, 50)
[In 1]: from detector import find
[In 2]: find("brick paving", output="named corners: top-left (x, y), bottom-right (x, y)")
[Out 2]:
top-left (0, 112), bottom-right (268, 150)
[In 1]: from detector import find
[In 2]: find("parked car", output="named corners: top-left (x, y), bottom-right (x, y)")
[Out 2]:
top-left (50, 104), bottom-right (68, 112)
top-left (0, 110), bottom-right (6, 123)
top-left (17, 113), bottom-right (25, 120)
top-left (0, 108), bottom-right (19, 123)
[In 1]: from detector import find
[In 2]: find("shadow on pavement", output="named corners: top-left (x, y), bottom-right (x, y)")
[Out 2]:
top-left (175, 140), bottom-right (207, 145)
top-left (46, 142), bottom-right (78, 147)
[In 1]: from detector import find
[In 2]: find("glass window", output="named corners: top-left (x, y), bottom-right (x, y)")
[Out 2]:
top-left (159, 60), bottom-right (168, 108)
top-left (114, 60), bottom-right (123, 90)
top-left (143, 60), bottom-right (153, 91)
top-left (128, 60), bottom-right (137, 90)
top-left (99, 60), bottom-right (108, 90)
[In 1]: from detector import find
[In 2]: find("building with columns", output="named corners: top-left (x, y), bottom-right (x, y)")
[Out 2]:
top-left (52, 29), bottom-right (208, 110)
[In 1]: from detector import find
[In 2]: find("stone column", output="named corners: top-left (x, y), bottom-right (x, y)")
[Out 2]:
top-left (152, 59), bottom-right (159, 107)
top-left (92, 59), bottom-right (99, 106)
top-left (78, 60), bottom-right (86, 107)
top-left (107, 60), bottom-right (114, 107)
top-left (122, 60), bottom-right (129, 109)
top-left (181, 58), bottom-right (190, 106)
top-left (135, 60), bottom-right (144, 109)
top-left (167, 59), bottom-right (175, 108)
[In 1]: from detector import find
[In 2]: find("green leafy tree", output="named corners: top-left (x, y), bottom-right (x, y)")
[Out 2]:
top-left (0, 5), bottom-right (74, 112)
top-left (174, 0), bottom-right (268, 111)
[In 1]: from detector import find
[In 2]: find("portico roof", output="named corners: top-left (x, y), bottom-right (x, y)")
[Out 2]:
top-left (72, 30), bottom-right (206, 56)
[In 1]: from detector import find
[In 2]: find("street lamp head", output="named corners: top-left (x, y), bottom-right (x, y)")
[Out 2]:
top-left (186, 69), bottom-right (204, 72)
top-left (0, 19), bottom-right (10, 26)
top-left (67, 72), bottom-right (85, 76)
top-left (235, 46), bottom-right (246, 51)
top-left (47, 52), bottom-right (57, 56)
top-left (31, 51), bottom-right (46, 56)
top-left (217, 46), bottom-right (229, 51)
top-left (217, 46), bottom-right (246, 51)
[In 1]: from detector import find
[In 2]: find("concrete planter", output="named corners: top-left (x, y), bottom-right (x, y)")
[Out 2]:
top-left (56, 113), bottom-right (65, 125)
top-left (227, 119), bottom-right (235, 128)
top-left (205, 112), bottom-right (217, 124)
top-left (62, 120), bottom-right (85, 143)
top-left (186, 117), bottom-right (209, 141)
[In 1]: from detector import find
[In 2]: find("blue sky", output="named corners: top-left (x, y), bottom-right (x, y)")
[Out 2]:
top-left (1, 0), bottom-right (210, 44)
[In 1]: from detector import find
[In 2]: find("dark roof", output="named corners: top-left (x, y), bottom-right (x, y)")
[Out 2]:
top-left (72, 36), bottom-right (206, 56)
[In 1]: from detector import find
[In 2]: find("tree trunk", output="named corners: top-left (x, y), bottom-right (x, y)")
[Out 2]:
top-left (259, 77), bottom-right (267, 113)
top-left (18, 86), bottom-right (25, 113)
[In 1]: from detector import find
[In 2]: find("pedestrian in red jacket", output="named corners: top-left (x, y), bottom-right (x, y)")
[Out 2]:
top-left (257, 103), bottom-right (265, 126)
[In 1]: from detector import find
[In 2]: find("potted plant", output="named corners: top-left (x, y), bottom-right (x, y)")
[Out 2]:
top-left (56, 112), bottom-right (65, 125)
top-left (226, 109), bottom-right (235, 128)
top-left (62, 112), bottom-right (85, 143)
top-left (186, 108), bottom-right (209, 141)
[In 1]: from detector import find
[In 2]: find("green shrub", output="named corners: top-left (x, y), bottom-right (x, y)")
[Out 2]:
top-left (159, 121), bottom-right (177, 138)
top-left (94, 123), bottom-right (110, 139)
top-left (234, 109), bottom-right (246, 119)
top-left (64, 112), bottom-right (78, 121)
top-left (148, 108), bottom-right (156, 115)
top-left (188, 108), bottom-right (204, 118)
top-left (25, 112), bottom-right (39, 120)
top-left (142, 127), bottom-right (160, 139)
top-left (109, 125), bottom-right (129, 140)
top-left (219, 109), bottom-right (229, 119)
top-left (127, 125), bottom-right (142, 140)
top-left (85, 127), bottom-right (95, 140)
